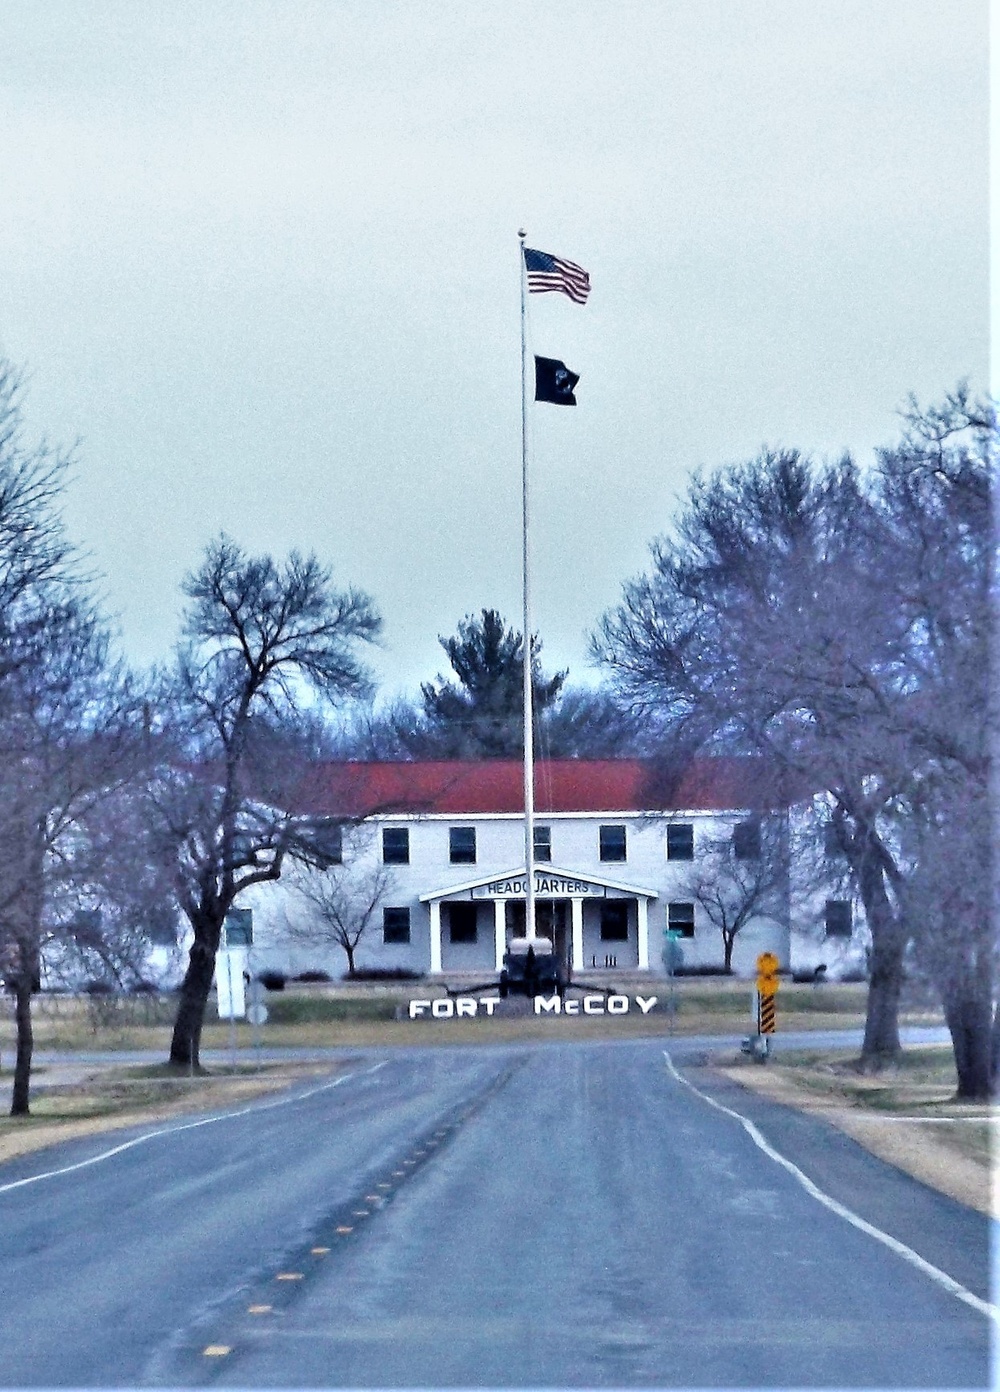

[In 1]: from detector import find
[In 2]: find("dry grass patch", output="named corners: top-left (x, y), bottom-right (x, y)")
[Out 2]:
top-left (0, 1060), bottom-right (340, 1168)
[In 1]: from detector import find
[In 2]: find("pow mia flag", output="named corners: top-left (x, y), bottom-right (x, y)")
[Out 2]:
top-left (534, 355), bottom-right (579, 406)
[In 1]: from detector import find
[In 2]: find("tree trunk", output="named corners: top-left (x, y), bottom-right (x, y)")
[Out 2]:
top-left (857, 860), bottom-right (905, 1071)
top-left (344, 942), bottom-right (356, 977)
top-left (722, 932), bottom-right (734, 972)
top-left (943, 985), bottom-right (993, 1101)
top-left (10, 976), bottom-right (33, 1117)
top-left (169, 937), bottom-right (218, 1070)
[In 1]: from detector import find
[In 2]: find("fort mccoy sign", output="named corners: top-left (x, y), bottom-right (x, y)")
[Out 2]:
top-left (407, 994), bottom-right (659, 1019)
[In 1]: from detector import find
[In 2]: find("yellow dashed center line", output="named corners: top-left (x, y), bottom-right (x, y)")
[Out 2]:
top-left (336, 1225), bottom-right (353, 1234)
top-left (377, 1182), bottom-right (392, 1189)
top-left (276, 1272), bottom-right (304, 1281)
top-left (311, 1246), bottom-right (330, 1255)
top-left (248, 1305), bottom-right (272, 1315)
top-left (352, 1209), bottom-right (370, 1217)
top-left (203, 1345), bottom-right (231, 1357)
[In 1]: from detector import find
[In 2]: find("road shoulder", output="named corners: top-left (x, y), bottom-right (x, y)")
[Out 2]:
top-left (710, 1055), bottom-right (995, 1218)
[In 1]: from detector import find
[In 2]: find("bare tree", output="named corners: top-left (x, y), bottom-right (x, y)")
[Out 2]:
top-left (677, 819), bottom-right (787, 972)
top-left (595, 448), bottom-right (913, 1066)
top-left (284, 843), bottom-right (395, 977)
top-left (0, 608), bottom-right (143, 1114)
top-left (149, 536), bottom-right (381, 1069)
top-left (596, 389), bottom-right (994, 1077)
top-left (0, 362), bottom-right (150, 1115)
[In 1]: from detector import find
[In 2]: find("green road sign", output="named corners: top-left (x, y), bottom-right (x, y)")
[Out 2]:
top-left (223, 908), bottom-right (253, 948)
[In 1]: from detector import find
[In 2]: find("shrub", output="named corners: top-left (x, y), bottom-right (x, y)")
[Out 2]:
top-left (673, 964), bottom-right (733, 977)
top-left (256, 971), bottom-right (286, 992)
top-left (344, 966), bottom-right (423, 982)
top-left (294, 970), bottom-right (332, 983)
top-left (83, 979), bottom-right (115, 995)
top-left (266, 996), bottom-right (398, 1024)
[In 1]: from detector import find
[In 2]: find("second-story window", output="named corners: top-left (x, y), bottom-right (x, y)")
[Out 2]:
top-left (533, 825), bottom-right (552, 862)
top-left (449, 826), bottom-right (477, 864)
top-left (666, 823), bottom-right (694, 860)
top-left (734, 819), bottom-right (761, 860)
top-left (599, 824), bottom-right (627, 862)
top-left (382, 827), bottom-right (410, 865)
top-left (824, 900), bottom-right (852, 938)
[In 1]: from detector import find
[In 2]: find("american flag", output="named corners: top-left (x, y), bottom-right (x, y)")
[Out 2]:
top-left (523, 246), bottom-right (590, 304)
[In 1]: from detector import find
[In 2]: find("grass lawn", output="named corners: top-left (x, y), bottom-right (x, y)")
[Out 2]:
top-left (0, 980), bottom-right (939, 1053)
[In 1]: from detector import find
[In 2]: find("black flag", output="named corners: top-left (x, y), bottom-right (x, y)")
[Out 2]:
top-left (534, 355), bottom-right (579, 406)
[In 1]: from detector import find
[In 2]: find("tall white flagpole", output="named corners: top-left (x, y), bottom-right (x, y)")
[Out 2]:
top-left (519, 228), bottom-right (536, 942)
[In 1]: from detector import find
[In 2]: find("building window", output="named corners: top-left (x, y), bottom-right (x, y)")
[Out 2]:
top-left (668, 902), bottom-right (695, 938)
top-left (382, 827), bottom-right (410, 865)
top-left (600, 902), bottom-right (629, 941)
top-left (734, 819), bottom-right (761, 859)
top-left (448, 903), bottom-right (478, 943)
top-left (825, 900), bottom-right (852, 938)
top-left (321, 818), bottom-right (345, 863)
top-left (824, 823), bottom-right (845, 858)
top-left (449, 826), bottom-right (477, 864)
top-left (666, 823), bottom-right (694, 861)
top-left (383, 907), bottom-right (411, 944)
top-left (599, 824), bottom-right (627, 862)
top-left (533, 825), bottom-right (552, 862)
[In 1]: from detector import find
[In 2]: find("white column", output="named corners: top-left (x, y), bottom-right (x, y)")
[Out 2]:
top-left (637, 896), bottom-right (649, 970)
top-left (571, 897), bottom-right (584, 971)
top-left (494, 899), bottom-right (506, 971)
top-left (429, 899), bottom-right (442, 974)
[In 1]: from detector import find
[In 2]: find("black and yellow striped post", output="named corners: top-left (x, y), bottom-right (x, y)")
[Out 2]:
top-left (754, 951), bottom-right (780, 1053)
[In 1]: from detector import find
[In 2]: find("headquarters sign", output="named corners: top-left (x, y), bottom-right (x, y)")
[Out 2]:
top-left (471, 874), bottom-right (606, 900)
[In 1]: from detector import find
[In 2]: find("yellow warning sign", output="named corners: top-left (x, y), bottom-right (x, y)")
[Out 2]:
top-left (756, 951), bottom-right (780, 996)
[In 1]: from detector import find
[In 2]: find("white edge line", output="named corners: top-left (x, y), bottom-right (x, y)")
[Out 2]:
top-left (0, 1060), bottom-right (387, 1197)
top-left (662, 1050), bottom-right (999, 1325)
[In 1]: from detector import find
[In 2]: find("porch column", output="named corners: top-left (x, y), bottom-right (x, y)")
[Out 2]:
top-left (429, 899), bottom-right (442, 974)
top-left (636, 896), bottom-right (649, 970)
top-left (571, 897), bottom-right (584, 972)
top-left (493, 899), bottom-right (506, 971)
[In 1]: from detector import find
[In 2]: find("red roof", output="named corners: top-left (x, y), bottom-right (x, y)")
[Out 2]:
top-left (288, 758), bottom-right (793, 819)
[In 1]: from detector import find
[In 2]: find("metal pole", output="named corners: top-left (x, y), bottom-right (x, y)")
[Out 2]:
top-left (226, 950), bottom-right (236, 1069)
top-left (519, 229), bottom-right (536, 943)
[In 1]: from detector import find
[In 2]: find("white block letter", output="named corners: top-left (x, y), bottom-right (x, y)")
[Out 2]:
top-left (636, 996), bottom-right (658, 1014)
top-left (431, 998), bottom-right (454, 1018)
top-left (534, 995), bottom-right (561, 1014)
top-left (408, 1000), bottom-right (430, 1019)
top-left (583, 995), bottom-right (605, 1015)
top-left (607, 995), bottom-right (629, 1014)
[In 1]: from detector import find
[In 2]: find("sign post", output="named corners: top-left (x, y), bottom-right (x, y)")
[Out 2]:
top-left (217, 911), bottom-right (253, 1065)
top-left (743, 951), bottom-right (780, 1061)
top-left (663, 928), bottom-right (683, 1033)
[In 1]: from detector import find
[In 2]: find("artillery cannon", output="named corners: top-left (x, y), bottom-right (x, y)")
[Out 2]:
top-left (498, 936), bottom-right (567, 999)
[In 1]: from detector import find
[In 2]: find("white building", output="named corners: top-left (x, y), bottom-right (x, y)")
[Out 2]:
top-left (249, 758), bottom-right (797, 980)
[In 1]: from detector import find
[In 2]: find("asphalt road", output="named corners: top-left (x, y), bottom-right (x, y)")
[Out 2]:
top-left (0, 1039), bottom-right (991, 1389)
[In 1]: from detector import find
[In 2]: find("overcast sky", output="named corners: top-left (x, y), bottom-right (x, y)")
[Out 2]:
top-left (0, 2), bottom-right (988, 702)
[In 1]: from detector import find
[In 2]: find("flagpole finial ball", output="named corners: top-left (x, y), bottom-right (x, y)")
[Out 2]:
top-left (518, 228), bottom-right (527, 239)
